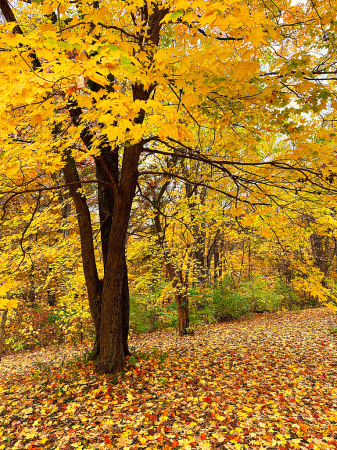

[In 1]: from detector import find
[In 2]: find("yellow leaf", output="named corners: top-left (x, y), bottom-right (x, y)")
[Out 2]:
top-left (30, 115), bottom-right (43, 127)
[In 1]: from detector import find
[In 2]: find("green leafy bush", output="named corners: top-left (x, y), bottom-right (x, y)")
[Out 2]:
top-left (213, 288), bottom-right (251, 320)
top-left (129, 298), bottom-right (177, 333)
top-left (238, 277), bottom-right (283, 312)
top-left (188, 286), bottom-right (216, 325)
top-left (4, 275), bottom-right (321, 357)
top-left (274, 278), bottom-right (321, 310)
top-left (274, 278), bottom-right (302, 310)
top-left (189, 276), bottom-right (284, 325)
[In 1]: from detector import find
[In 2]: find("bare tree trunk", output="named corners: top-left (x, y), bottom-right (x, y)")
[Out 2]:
top-left (218, 238), bottom-right (224, 285)
top-left (122, 257), bottom-right (131, 357)
top-left (248, 238), bottom-right (251, 280)
top-left (62, 152), bottom-right (103, 358)
top-left (154, 207), bottom-right (190, 335)
top-left (28, 285), bottom-right (36, 305)
top-left (310, 233), bottom-right (336, 287)
top-left (47, 290), bottom-right (56, 307)
top-left (95, 149), bottom-right (131, 358)
top-left (207, 229), bottom-right (220, 283)
top-left (239, 241), bottom-right (245, 279)
top-left (177, 294), bottom-right (189, 335)
top-left (214, 244), bottom-right (219, 284)
top-left (0, 309), bottom-right (8, 362)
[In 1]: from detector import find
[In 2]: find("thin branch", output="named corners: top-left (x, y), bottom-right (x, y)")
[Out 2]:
top-left (19, 191), bottom-right (41, 257)
top-left (0, 179), bottom-right (112, 219)
top-left (98, 22), bottom-right (138, 39)
top-left (138, 170), bottom-right (269, 206)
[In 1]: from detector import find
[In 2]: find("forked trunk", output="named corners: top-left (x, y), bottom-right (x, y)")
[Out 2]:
top-left (95, 149), bottom-right (131, 359)
top-left (96, 144), bottom-right (140, 375)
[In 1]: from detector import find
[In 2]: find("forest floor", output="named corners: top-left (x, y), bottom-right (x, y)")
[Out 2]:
top-left (1, 308), bottom-right (337, 450)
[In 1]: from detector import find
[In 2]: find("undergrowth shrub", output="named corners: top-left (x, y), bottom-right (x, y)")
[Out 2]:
top-left (188, 276), bottom-right (318, 325)
top-left (129, 275), bottom-right (320, 333)
top-left (275, 278), bottom-right (321, 310)
top-left (187, 276), bottom-right (280, 324)
top-left (212, 287), bottom-right (251, 320)
top-left (4, 305), bottom-right (56, 353)
top-left (4, 276), bottom-right (322, 355)
top-left (274, 278), bottom-right (302, 310)
top-left (3, 304), bottom-right (94, 355)
top-left (129, 297), bottom-right (177, 333)
top-left (237, 277), bottom-right (283, 313)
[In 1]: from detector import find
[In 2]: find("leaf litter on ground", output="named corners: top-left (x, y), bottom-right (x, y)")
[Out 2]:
top-left (1, 308), bottom-right (337, 449)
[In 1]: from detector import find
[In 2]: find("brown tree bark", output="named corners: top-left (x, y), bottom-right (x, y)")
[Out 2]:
top-left (122, 259), bottom-right (131, 357)
top-left (185, 182), bottom-right (207, 285)
top-left (176, 290), bottom-right (189, 335)
top-left (207, 229), bottom-right (221, 280)
top-left (310, 233), bottom-right (336, 287)
top-left (47, 290), bottom-right (56, 307)
top-left (153, 212), bottom-right (190, 335)
top-left (0, 308), bottom-right (8, 362)
top-left (96, 143), bottom-right (141, 374)
top-left (95, 148), bottom-right (130, 358)
top-left (62, 152), bottom-right (103, 348)
top-left (214, 244), bottom-right (219, 284)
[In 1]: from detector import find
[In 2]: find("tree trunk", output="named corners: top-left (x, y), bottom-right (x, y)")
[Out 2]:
top-left (28, 285), bottom-right (36, 305)
top-left (248, 239), bottom-right (251, 280)
top-left (62, 152), bottom-right (103, 358)
top-left (47, 290), bottom-right (56, 307)
top-left (122, 258), bottom-right (131, 357)
top-left (96, 144), bottom-right (140, 375)
top-left (176, 293), bottom-right (189, 335)
top-left (310, 233), bottom-right (336, 287)
top-left (154, 209), bottom-right (190, 334)
top-left (214, 245), bottom-right (219, 284)
top-left (98, 261), bottom-right (125, 374)
top-left (207, 229), bottom-right (220, 283)
top-left (0, 309), bottom-right (8, 362)
top-left (218, 238), bottom-right (224, 284)
top-left (95, 149), bottom-right (131, 358)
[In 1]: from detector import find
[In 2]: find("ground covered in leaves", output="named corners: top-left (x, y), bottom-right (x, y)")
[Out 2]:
top-left (1, 308), bottom-right (337, 449)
